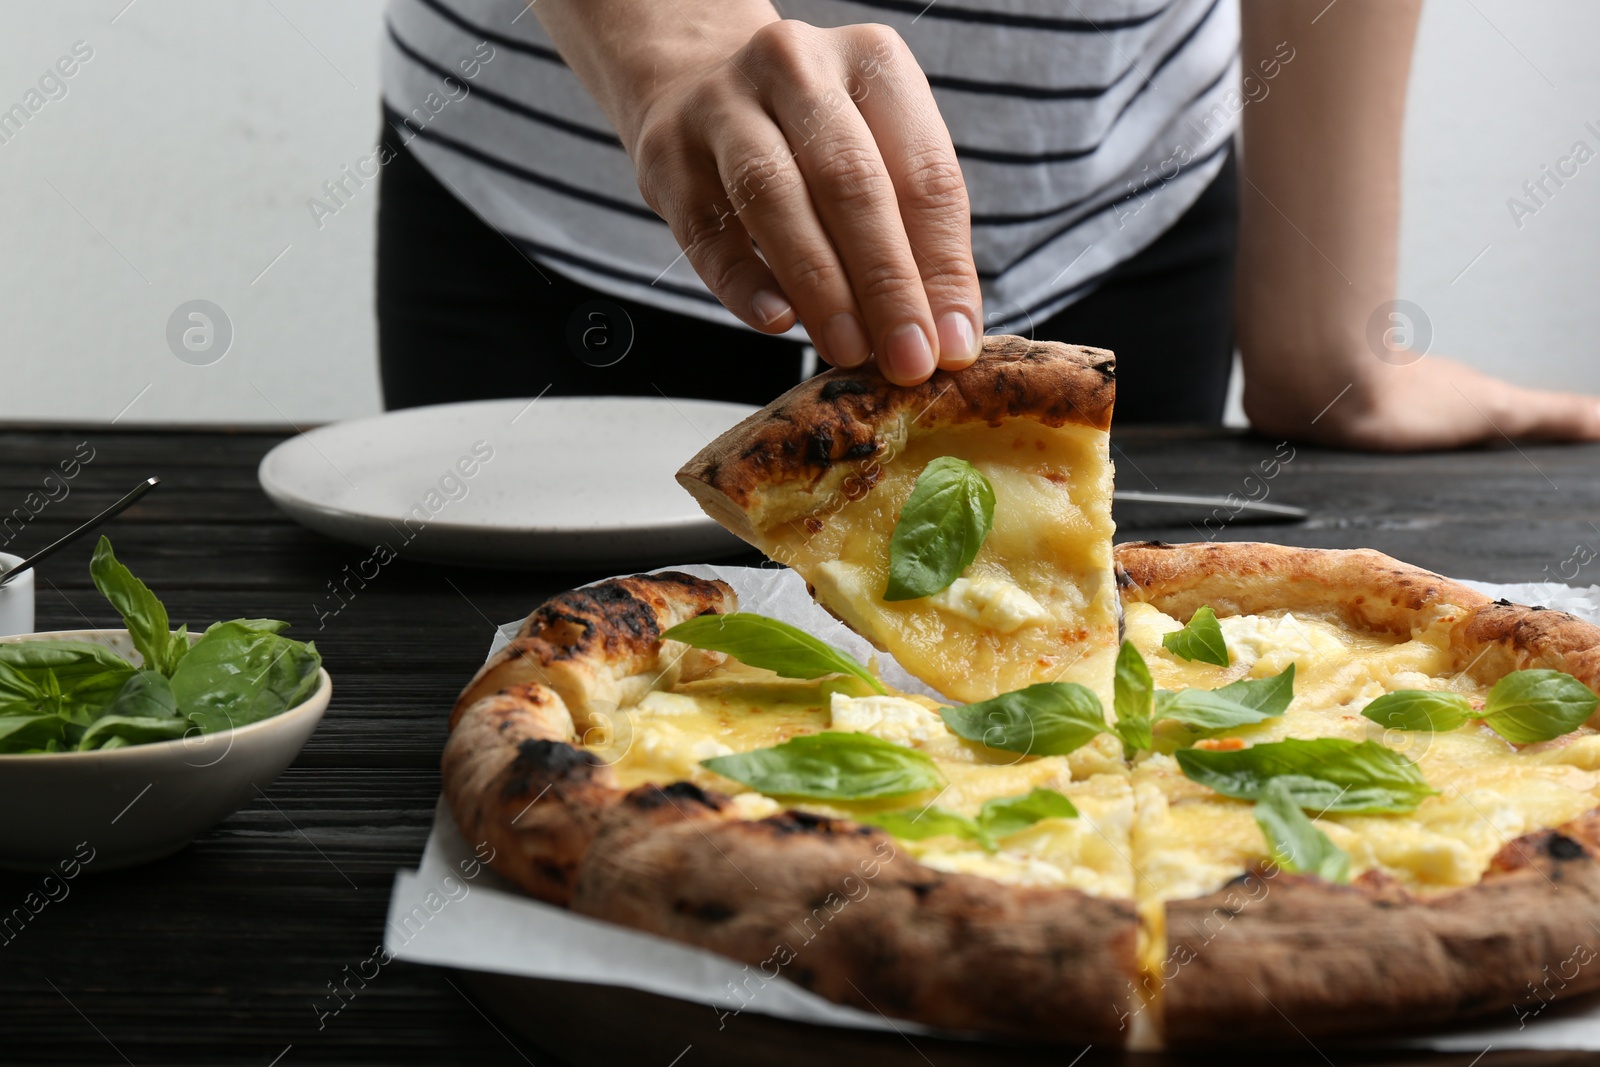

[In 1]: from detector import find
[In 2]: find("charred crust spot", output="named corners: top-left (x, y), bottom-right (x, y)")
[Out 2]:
top-left (844, 441), bottom-right (878, 459)
top-left (1093, 359), bottom-right (1115, 378)
top-left (514, 738), bottom-right (599, 774)
top-left (820, 379), bottom-right (869, 400)
top-left (627, 780), bottom-right (723, 812)
top-left (908, 880), bottom-right (940, 900)
top-left (806, 431), bottom-right (834, 467)
top-left (766, 810), bottom-right (843, 835)
top-left (534, 858), bottom-right (572, 885)
top-left (676, 898), bottom-right (735, 923)
top-left (502, 739), bottom-right (598, 800)
top-left (1549, 834), bottom-right (1587, 861)
top-left (1494, 598), bottom-right (1515, 607)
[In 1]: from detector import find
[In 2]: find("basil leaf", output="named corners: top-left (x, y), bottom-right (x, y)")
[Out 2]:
top-left (883, 457), bottom-right (995, 601)
top-left (662, 613), bottom-right (886, 695)
top-left (864, 806), bottom-right (993, 850)
top-left (103, 670), bottom-right (180, 720)
top-left (1175, 737), bottom-right (1436, 814)
top-left (1360, 690), bottom-right (1473, 732)
top-left (79, 715), bottom-right (192, 751)
top-left (0, 641), bottom-right (139, 717)
top-left (702, 731), bottom-right (943, 800)
top-left (223, 619), bottom-right (291, 635)
top-left (0, 639), bottom-right (136, 692)
top-left (170, 621), bottom-right (322, 733)
top-left (940, 682), bottom-right (1106, 757)
top-left (1153, 665), bottom-right (1296, 735)
top-left (0, 665), bottom-right (99, 727)
top-left (90, 537), bottom-right (188, 676)
top-left (1481, 669), bottom-right (1599, 744)
top-left (1254, 779), bottom-right (1350, 883)
top-left (979, 787), bottom-right (1079, 838)
top-left (0, 713), bottom-right (70, 754)
top-left (1160, 605), bottom-right (1230, 667)
top-left (0, 660), bottom-right (46, 712)
top-left (1113, 641), bottom-right (1153, 757)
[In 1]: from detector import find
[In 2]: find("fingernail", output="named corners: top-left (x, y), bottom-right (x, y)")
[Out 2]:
top-left (936, 311), bottom-right (979, 364)
top-left (884, 323), bottom-right (935, 382)
top-left (824, 313), bottom-right (871, 368)
top-left (752, 290), bottom-right (792, 327)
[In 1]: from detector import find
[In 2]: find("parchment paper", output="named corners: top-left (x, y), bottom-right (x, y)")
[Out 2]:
top-left (385, 566), bottom-right (1600, 1050)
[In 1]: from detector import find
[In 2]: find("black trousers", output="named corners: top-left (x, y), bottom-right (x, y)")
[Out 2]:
top-left (378, 135), bottom-right (1238, 422)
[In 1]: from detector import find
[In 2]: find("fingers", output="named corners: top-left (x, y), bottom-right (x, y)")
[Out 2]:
top-left (1494, 384), bottom-right (1600, 442)
top-left (768, 95), bottom-right (935, 383)
top-left (733, 24), bottom-right (932, 383)
top-left (634, 118), bottom-right (798, 335)
top-left (710, 120), bottom-right (875, 367)
top-left (847, 27), bottom-right (982, 372)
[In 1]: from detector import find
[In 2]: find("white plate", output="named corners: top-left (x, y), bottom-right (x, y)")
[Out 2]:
top-left (258, 397), bottom-right (757, 569)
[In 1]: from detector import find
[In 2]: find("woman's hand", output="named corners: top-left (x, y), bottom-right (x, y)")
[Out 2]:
top-left (1237, 0), bottom-right (1600, 450)
top-left (536, 4), bottom-right (982, 385)
top-left (1244, 352), bottom-right (1600, 451)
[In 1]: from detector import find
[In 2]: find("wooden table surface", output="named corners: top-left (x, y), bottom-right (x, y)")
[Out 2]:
top-left (2, 425), bottom-right (1598, 1067)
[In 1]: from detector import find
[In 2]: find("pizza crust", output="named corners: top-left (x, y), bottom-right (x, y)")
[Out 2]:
top-left (676, 334), bottom-right (1115, 542)
top-left (1161, 814), bottom-right (1600, 1042)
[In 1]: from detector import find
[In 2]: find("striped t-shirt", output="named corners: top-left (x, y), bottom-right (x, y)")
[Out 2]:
top-left (381, 0), bottom-right (1242, 336)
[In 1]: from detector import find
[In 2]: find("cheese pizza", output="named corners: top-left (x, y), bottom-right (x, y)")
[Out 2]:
top-left (441, 337), bottom-right (1600, 1046)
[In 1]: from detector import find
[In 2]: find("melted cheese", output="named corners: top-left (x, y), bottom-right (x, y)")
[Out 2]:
top-left (927, 576), bottom-right (1050, 634)
top-left (764, 421), bottom-right (1120, 706)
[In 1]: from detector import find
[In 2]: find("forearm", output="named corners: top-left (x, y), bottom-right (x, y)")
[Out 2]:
top-left (1236, 0), bottom-right (1422, 424)
top-left (533, 0), bottom-right (780, 152)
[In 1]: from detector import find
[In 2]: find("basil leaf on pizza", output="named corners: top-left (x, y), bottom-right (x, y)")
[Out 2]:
top-left (662, 612), bottom-right (886, 695)
top-left (1480, 669), bottom-right (1599, 744)
top-left (1113, 641), bottom-right (1154, 758)
top-left (1254, 778), bottom-right (1351, 883)
top-left (863, 788), bottom-right (1078, 852)
top-left (979, 787), bottom-right (1079, 838)
top-left (864, 806), bottom-right (994, 851)
top-left (883, 457), bottom-right (995, 601)
top-left (1360, 690), bottom-right (1473, 732)
top-left (940, 682), bottom-right (1106, 757)
top-left (1175, 737), bottom-right (1436, 814)
top-left (1153, 665), bottom-right (1296, 737)
top-left (701, 731), bottom-right (942, 800)
top-left (1160, 605), bottom-right (1229, 667)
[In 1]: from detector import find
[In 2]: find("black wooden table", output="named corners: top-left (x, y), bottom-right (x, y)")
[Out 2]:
top-left (2, 426), bottom-right (1597, 1067)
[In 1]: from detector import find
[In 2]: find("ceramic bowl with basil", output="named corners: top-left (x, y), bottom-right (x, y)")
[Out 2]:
top-left (0, 537), bottom-right (331, 871)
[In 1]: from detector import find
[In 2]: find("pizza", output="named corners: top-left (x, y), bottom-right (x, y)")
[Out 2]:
top-left (442, 337), bottom-right (1600, 1047)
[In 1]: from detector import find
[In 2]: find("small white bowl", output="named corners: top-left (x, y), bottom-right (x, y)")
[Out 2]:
top-left (0, 552), bottom-right (36, 637)
top-left (0, 629), bottom-right (331, 872)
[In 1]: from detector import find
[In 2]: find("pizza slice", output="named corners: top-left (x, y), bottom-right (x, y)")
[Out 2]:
top-left (676, 335), bottom-right (1120, 705)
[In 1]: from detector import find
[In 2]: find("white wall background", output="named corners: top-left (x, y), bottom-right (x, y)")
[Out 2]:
top-left (0, 0), bottom-right (1596, 427)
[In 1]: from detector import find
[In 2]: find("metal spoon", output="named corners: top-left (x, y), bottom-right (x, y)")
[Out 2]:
top-left (1112, 490), bottom-right (1307, 522)
top-left (0, 477), bottom-right (161, 588)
